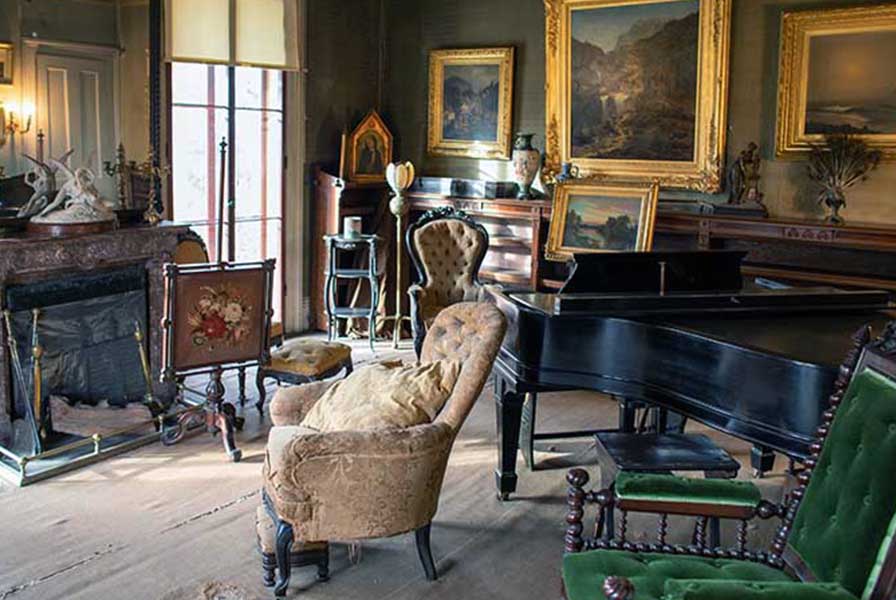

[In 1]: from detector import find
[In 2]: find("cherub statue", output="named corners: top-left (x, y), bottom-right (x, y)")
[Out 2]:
top-left (16, 149), bottom-right (74, 218)
top-left (31, 160), bottom-right (116, 224)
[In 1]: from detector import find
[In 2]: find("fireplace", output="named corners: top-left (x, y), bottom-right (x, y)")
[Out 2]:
top-left (0, 224), bottom-right (188, 484)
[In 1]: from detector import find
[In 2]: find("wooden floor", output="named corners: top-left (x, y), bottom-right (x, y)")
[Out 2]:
top-left (0, 336), bottom-right (792, 600)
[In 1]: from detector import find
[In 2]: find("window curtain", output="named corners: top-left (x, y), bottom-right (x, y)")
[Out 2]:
top-left (164, 0), bottom-right (300, 70)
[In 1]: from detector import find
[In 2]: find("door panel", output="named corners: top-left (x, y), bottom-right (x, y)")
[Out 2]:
top-left (37, 52), bottom-right (116, 199)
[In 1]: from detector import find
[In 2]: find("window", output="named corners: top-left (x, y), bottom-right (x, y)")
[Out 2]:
top-left (170, 62), bottom-right (285, 319)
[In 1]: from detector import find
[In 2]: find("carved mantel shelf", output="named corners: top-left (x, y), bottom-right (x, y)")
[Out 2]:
top-left (0, 224), bottom-right (190, 443)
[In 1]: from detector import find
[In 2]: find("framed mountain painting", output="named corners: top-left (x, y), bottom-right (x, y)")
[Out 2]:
top-left (776, 4), bottom-right (896, 159)
top-left (428, 47), bottom-right (515, 159)
top-left (544, 0), bottom-right (731, 191)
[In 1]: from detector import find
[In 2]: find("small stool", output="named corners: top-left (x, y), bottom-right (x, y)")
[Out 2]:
top-left (255, 339), bottom-right (353, 415)
top-left (255, 506), bottom-right (330, 587)
top-left (595, 432), bottom-right (741, 547)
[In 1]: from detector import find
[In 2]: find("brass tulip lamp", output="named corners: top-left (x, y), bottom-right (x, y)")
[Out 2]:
top-left (384, 161), bottom-right (415, 349)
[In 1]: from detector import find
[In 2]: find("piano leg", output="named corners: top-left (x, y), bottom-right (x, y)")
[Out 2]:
top-left (751, 445), bottom-right (776, 478)
top-left (520, 393), bottom-right (537, 471)
top-left (495, 374), bottom-right (526, 501)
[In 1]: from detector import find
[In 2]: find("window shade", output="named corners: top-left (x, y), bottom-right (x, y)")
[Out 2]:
top-left (165, 0), bottom-right (300, 70)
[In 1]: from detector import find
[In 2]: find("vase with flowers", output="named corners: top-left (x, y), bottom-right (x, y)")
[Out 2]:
top-left (807, 134), bottom-right (881, 225)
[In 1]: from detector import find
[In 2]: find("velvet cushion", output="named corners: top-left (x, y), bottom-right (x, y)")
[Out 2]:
top-left (562, 550), bottom-right (793, 600)
top-left (615, 472), bottom-right (761, 507)
top-left (300, 359), bottom-right (461, 431)
top-left (662, 579), bottom-right (857, 600)
top-left (789, 369), bottom-right (896, 598)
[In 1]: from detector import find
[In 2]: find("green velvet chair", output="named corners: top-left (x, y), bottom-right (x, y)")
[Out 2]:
top-left (562, 323), bottom-right (896, 600)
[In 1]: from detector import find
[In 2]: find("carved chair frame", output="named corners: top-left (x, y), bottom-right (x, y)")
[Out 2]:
top-left (564, 322), bottom-right (896, 599)
top-left (405, 206), bottom-right (489, 356)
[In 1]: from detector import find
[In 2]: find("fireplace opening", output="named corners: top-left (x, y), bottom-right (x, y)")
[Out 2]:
top-left (3, 264), bottom-right (153, 457)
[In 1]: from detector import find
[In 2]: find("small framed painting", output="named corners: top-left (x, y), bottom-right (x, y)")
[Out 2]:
top-left (346, 109), bottom-right (393, 183)
top-left (777, 4), bottom-right (896, 158)
top-left (428, 47), bottom-right (515, 159)
top-left (546, 182), bottom-right (658, 260)
top-left (0, 43), bottom-right (13, 84)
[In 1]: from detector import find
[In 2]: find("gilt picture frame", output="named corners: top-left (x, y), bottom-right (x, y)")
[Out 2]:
top-left (776, 4), bottom-right (896, 159)
top-left (346, 109), bottom-right (393, 183)
top-left (546, 181), bottom-right (658, 261)
top-left (544, 0), bottom-right (731, 191)
top-left (427, 47), bottom-right (515, 160)
top-left (0, 43), bottom-right (13, 85)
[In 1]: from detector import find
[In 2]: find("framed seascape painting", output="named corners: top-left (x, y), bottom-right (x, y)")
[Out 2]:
top-left (546, 182), bottom-right (658, 260)
top-left (777, 4), bottom-right (896, 159)
top-left (428, 47), bottom-right (515, 159)
top-left (544, 0), bottom-right (731, 191)
top-left (346, 109), bottom-right (393, 183)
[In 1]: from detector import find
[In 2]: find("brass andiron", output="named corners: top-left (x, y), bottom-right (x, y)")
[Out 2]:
top-left (30, 308), bottom-right (45, 441)
top-left (2, 310), bottom-right (41, 453)
top-left (133, 321), bottom-right (164, 415)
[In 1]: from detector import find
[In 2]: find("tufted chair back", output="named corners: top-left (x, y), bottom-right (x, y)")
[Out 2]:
top-left (421, 302), bottom-right (506, 432)
top-left (787, 339), bottom-right (896, 599)
top-left (174, 230), bottom-right (210, 264)
top-left (408, 210), bottom-right (489, 314)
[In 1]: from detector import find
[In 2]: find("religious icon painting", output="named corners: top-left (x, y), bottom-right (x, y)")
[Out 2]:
top-left (346, 110), bottom-right (394, 183)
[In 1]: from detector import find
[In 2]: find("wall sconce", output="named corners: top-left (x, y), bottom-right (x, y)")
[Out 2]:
top-left (4, 100), bottom-right (33, 136)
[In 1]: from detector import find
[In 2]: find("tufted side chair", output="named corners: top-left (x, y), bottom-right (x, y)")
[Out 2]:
top-left (406, 207), bottom-right (494, 357)
top-left (261, 302), bottom-right (507, 596)
top-left (562, 322), bottom-right (896, 600)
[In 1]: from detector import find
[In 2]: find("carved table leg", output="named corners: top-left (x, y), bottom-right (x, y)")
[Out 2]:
top-left (255, 369), bottom-right (267, 417)
top-left (495, 373), bottom-right (525, 501)
top-left (238, 366), bottom-right (247, 407)
top-left (207, 368), bottom-right (241, 462)
top-left (262, 553), bottom-right (276, 587)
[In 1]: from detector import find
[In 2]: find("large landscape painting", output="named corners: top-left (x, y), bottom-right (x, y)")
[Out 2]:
top-left (804, 30), bottom-right (896, 135)
top-left (570, 0), bottom-right (700, 161)
top-left (442, 64), bottom-right (501, 142)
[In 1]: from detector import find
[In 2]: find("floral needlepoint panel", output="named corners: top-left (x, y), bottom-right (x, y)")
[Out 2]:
top-left (170, 268), bottom-right (269, 371)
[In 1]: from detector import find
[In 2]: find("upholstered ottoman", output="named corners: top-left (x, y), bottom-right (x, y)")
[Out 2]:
top-left (255, 506), bottom-right (329, 587)
top-left (255, 339), bottom-right (353, 414)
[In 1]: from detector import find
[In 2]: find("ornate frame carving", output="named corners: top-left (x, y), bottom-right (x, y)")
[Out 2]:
top-left (427, 47), bottom-right (515, 160)
top-left (543, 0), bottom-right (731, 191)
top-left (775, 4), bottom-right (896, 159)
top-left (346, 109), bottom-right (393, 183)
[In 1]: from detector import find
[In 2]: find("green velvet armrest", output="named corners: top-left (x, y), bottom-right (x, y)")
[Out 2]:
top-left (615, 472), bottom-right (761, 507)
top-left (663, 579), bottom-right (858, 600)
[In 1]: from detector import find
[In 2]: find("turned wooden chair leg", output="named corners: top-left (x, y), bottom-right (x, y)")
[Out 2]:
top-left (274, 521), bottom-right (294, 597)
top-left (262, 553), bottom-right (276, 587)
top-left (255, 369), bottom-right (267, 417)
top-left (415, 523), bottom-right (438, 581)
top-left (317, 552), bottom-right (330, 582)
top-left (238, 366), bottom-right (247, 407)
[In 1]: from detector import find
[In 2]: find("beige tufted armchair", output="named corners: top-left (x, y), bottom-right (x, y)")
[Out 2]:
top-left (406, 207), bottom-right (494, 357)
top-left (261, 302), bottom-right (507, 596)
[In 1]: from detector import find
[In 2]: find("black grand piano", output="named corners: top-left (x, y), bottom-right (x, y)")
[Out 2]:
top-left (491, 251), bottom-right (893, 500)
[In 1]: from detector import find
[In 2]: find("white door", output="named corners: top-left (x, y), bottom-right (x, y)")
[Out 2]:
top-left (36, 51), bottom-right (117, 200)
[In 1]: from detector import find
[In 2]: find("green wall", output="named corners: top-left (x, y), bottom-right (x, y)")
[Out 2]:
top-left (379, 0), bottom-right (896, 224)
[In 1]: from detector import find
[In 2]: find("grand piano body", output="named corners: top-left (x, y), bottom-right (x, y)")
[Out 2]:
top-left (491, 251), bottom-right (893, 500)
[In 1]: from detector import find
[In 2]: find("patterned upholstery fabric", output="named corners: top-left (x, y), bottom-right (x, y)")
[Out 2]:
top-left (562, 551), bottom-right (793, 600)
top-left (615, 472), bottom-right (761, 507)
top-left (262, 303), bottom-right (507, 543)
top-left (789, 368), bottom-right (896, 597)
top-left (255, 505), bottom-right (327, 555)
top-left (411, 219), bottom-right (489, 327)
top-left (268, 339), bottom-right (352, 378)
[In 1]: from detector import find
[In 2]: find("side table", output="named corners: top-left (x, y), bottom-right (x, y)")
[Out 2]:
top-left (324, 234), bottom-right (380, 353)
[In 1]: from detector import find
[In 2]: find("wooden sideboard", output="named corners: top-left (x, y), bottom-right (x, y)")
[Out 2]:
top-left (309, 168), bottom-right (896, 330)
